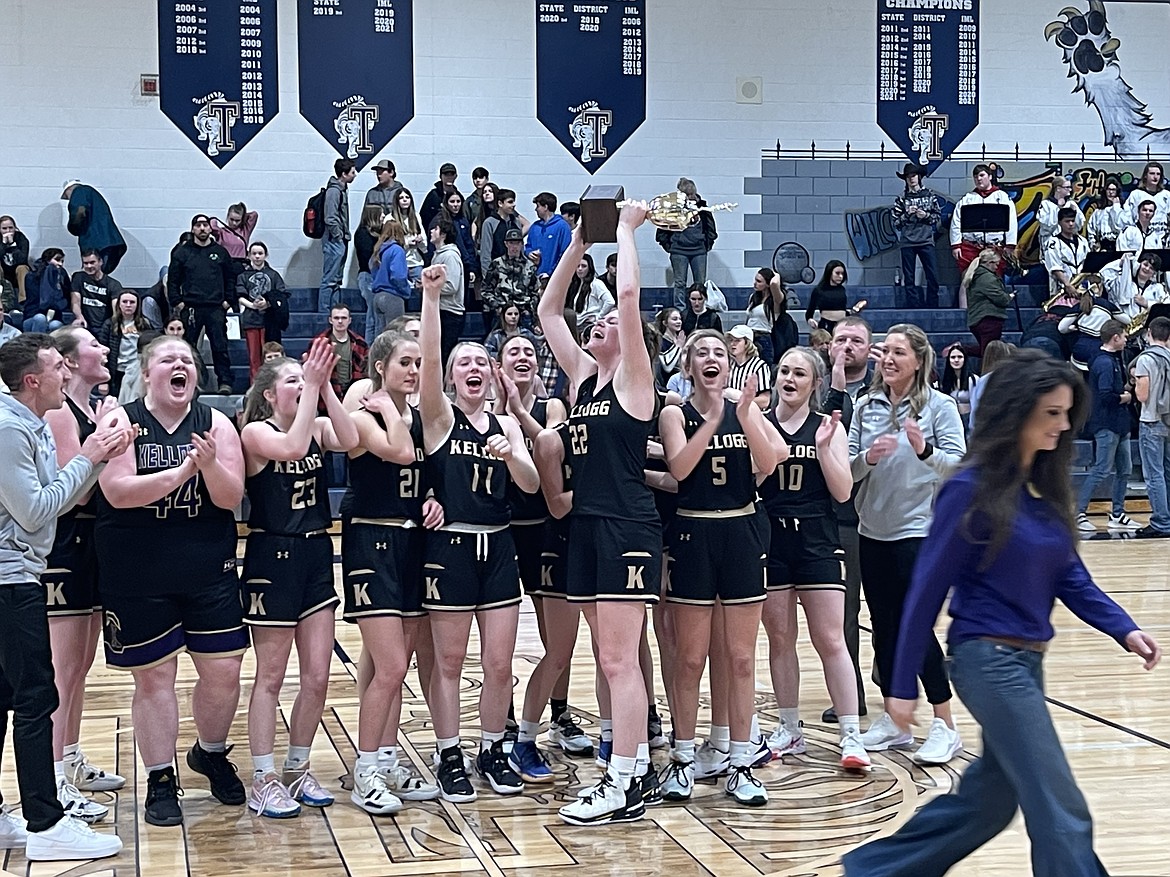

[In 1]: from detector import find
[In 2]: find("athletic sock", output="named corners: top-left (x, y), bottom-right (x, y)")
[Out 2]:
top-left (378, 746), bottom-right (400, 769)
top-left (709, 725), bottom-right (730, 752)
top-left (610, 754), bottom-right (637, 785)
top-left (355, 750), bottom-right (379, 772)
top-left (675, 738), bottom-right (697, 761)
top-left (253, 752), bottom-right (275, 780)
top-left (729, 740), bottom-right (752, 768)
top-left (145, 762), bottom-right (173, 773)
top-left (518, 720), bottom-right (541, 744)
top-left (599, 719), bottom-right (614, 743)
top-left (198, 738), bottom-right (227, 754)
top-left (779, 708), bottom-right (802, 732)
top-left (750, 714), bottom-right (761, 740)
top-left (54, 761), bottom-right (66, 783)
top-left (550, 698), bottom-right (568, 722)
top-left (481, 730), bottom-right (505, 753)
top-left (284, 745), bottom-right (311, 771)
top-left (635, 742), bottom-right (651, 775)
top-left (63, 743), bottom-right (81, 762)
top-left (436, 736), bottom-right (460, 755)
top-left (838, 715), bottom-right (861, 738)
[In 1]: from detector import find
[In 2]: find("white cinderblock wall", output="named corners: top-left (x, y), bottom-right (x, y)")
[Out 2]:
top-left (0, 0), bottom-right (1158, 288)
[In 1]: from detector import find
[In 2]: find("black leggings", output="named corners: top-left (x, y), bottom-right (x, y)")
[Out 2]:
top-left (858, 535), bottom-right (952, 705)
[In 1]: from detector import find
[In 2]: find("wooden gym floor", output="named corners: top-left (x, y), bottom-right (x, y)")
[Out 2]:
top-left (1, 531), bottom-right (1167, 877)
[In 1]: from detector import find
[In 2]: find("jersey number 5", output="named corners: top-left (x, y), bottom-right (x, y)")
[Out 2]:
top-left (711, 455), bottom-right (727, 486)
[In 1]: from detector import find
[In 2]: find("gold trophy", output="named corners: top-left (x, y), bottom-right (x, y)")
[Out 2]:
top-left (580, 186), bottom-right (736, 243)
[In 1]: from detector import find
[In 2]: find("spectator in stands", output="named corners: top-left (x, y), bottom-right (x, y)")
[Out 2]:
top-left (168, 214), bottom-right (235, 394)
top-left (482, 229), bottom-right (540, 329)
top-left (1036, 177), bottom-right (1085, 255)
top-left (420, 162), bottom-right (461, 230)
top-left (683, 283), bottom-right (722, 334)
top-left (484, 303), bottom-right (536, 361)
top-left (262, 341), bottom-right (284, 364)
top-left (1133, 316), bottom-right (1170, 538)
top-left (0, 297), bottom-right (20, 348)
top-left (236, 242), bottom-right (286, 381)
top-left (746, 268), bottom-right (778, 364)
top-left (806, 261), bottom-right (866, 336)
top-left (655, 307), bottom-right (685, 389)
top-left (726, 324), bottom-right (771, 409)
top-left (61, 181), bottom-right (126, 273)
top-left (69, 248), bottom-right (122, 330)
top-left (891, 163), bottom-right (942, 308)
top-left (1044, 208), bottom-right (1090, 305)
top-left (1117, 200), bottom-right (1162, 253)
top-left (599, 251), bottom-right (619, 302)
top-left (480, 186), bottom-right (527, 270)
top-left (362, 159), bottom-right (402, 217)
top-left (370, 217), bottom-right (411, 332)
top-left (1102, 251), bottom-right (1167, 326)
top-left (1076, 319), bottom-right (1138, 533)
top-left (391, 187), bottom-right (426, 284)
top-left (939, 343), bottom-right (976, 428)
top-left (472, 183), bottom-right (500, 253)
top-left (98, 290), bottom-right (151, 401)
top-left (23, 249), bottom-right (71, 334)
top-left (210, 203), bottom-right (258, 281)
top-left (565, 252), bottom-right (612, 327)
top-left (809, 328), bottom-right (832, 361)
top-left (532, 307), bottom-right (572, 399)
top-left (429, 218), bottom-right (465, 368)
top-left (320, 159), bottom-right (356, 306)
top-left (559, 201), bottom-right (580, 230)
top-left (949, 164), bottom-right (1017, 275)
top-left (1121, 161), bottom-right (1169, 232)
top-left (525, 192), bottom-right (572, 277)
top-left (1059, 277), bottom-right (1120, 372)
top-left (432, 191), bottom-right (479, 293)
top-left (313, 304), bottom-right (368, 404)
top-left (354, 205), bottom-right (383, 342)
top-left (1088, 176), bottom-right (1125, 252)
top-left (657, 177), bottom-right (716, 309)
top-left (967, 339), bottom-right (1014, 431)
top-left (1022, 287), bottom-right (1079, 360)
top-left (770, 274), bottom-right (801, 364)
top-left (961, 248), bottom-right (1012, 356)
top-left (1, 215), bottom-right (30, 304)
top-left (465, 166), bottom-right (491, 228)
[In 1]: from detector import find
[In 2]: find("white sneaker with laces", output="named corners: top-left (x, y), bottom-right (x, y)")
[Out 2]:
top-left (860, 713), bottom-right (913, 752)
top-left (0, 806), bottom-right (28, 848)
top-left (840, 731), bottom-right (872, 770)
top-left (659, 759), bottom-right (694, 801)
top-left (692, 741), bottom-right (730, 779)
top-left (286, 770), bottom-right (334, 807)
top-left (1077, 513), bottom-right (1096, 533)
top-left (766, 723), bottom-right (807, 757)
top-left (1108, 512), bottom-right (1140, 531)
top-left (248, 776), bottom-right (301, 819)
top-left (559, 770), bottom-right (644, 826)
top-left (724, 765), bottom-right (768, 806)
top-left (25, 816), bottom-right (122, 861)
top-left (913, 718), bottom-right (963, 764)
top-left (379, 764), bottom-right (440, 801)
top-left (66, 753), bottom-right (126, 792)
top-left (351, 767), bottom-right (403, 815)
top-left (57, 779), bottom-right (107, 824)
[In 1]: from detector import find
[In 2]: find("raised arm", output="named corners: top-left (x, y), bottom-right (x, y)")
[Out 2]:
top-left (533, 425), bottom-right (572, 519)
top-left (613, 202), bottom-right (656, 417)
top-left (537, 225), bottom-right (595, 385)
top-left (495, 414), bottom-right (540, 494)
top-left (658, 403), bottom-right (719, 482)
top-left (350, 394), bottom-right (418, 465)
top-left (815, 412), bottom-right (853, 502)
top-left (418, 264), bottom-right (454, 448)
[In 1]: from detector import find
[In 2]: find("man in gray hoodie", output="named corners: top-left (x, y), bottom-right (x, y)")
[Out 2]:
top-left (320, 158), bottom-right (356, 306)
top-left (891, 164), bottom-right (942, 308)
top-left (0, 333), bottom-right (132, 861)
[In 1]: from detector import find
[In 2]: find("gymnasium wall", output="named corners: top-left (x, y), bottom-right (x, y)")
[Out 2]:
top-left (0, 0), bottom-right (1165, 290)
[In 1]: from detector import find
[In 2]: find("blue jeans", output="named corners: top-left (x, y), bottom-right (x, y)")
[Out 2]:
top-left (670, 251), bottom-right (707, 309)
top-left (843, 639), bottom-right (1108, 877)
top-left (1139, 421), bottom-right (1170, 531)
top-left (1077, 428), bottom-right (1131, 516)
top-left (901, 244), bottom-right (939, 307)
top-left (22, 314), bottom-right (64, 333)
top-left (319, 237), bottom-right (347, 304)
top-left (357, 271), bottom-right (375, 341)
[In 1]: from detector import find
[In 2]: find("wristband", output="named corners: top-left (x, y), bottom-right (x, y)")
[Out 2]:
top-left (916, 442), bottom-right (934, 461)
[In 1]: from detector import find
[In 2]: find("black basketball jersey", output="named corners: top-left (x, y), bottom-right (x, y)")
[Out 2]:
top-left (759, 410), bottom-right (832, 518)
top-left (63, 397), bottom-right (98, 518)
top-left (676, 400), bottom-right (756, 511)
top-left (566, 376), bottom-right (658, 522)
top-left (349, 406), bottom-right (426, 520)
top-left (95, 399), bottom-right (236, 546)
top-left (246, 424), bottom-right (330, 534)
top-left (426, 407), bottom-right (511, 526)
top-left (507, 397), bottom-right (549, 523)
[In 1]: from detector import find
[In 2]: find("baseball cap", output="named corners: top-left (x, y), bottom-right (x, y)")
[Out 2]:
top-left (439, 162), bottom-right (457, 175)
top-left (727, 325), bottom-right (754, 341)
top-left (61, 179), bottom-right (82, 199)
top-left (371, 159), bottom-right (395, 173)
top-left (503, 229), bottom-right (523, 242)
top-left (191, 213), bottom-right (211, 227)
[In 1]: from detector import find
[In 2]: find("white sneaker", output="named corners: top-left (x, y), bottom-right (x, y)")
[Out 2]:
top-left (860, 713), bottom-right (913, 752)
top-left (0, 806), bottom-right (28, 848)
top-left (766, 723), bottom-right (807, 757)
top-left (840, 731), bottom-right (872, 770)
top-left (25, 816), bottom-right (122, 861)
top-left (66, 753), bottom-right (126, 792)
top-left (692, 741), bottom-right (730, 779)
top-left (248, 776), bottom-right (301, 819)
top-left (659, 758), bottom-right (694, 801)
top-left (913, 718), bottom-right (963, 764)
top-left (57, 779), bottom-right (107, 824)
top-left (559, 770), bottom-right (644, 826)
top-left (548, 714), bottom-right (595, 756)
top-left (351, 766), bottom-right (403, 815)
top-left (379, 764), bottom-right (440, 801)
top-left (724, 765), bottom-right (768, 806)
top-left (1108, 512), bottom-right (1140, 531)
top-left (1077, 513), bottom-right (1096, 533)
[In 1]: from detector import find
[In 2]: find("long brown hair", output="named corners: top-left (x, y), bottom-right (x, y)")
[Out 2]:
top-left (242, 357), bottom-right (297, 425)
top-left (371, 218), bottom-right (406, 269)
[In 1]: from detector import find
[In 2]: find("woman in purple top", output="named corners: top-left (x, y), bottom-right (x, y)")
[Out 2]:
top-left (843, 350), bottom-right (1162, 877)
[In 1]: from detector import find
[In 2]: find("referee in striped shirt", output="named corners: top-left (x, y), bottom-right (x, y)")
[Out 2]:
top-left (726, 325), bottom-right (773, 408)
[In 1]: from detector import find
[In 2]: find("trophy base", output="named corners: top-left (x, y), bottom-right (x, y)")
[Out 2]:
top-left (580, 185), bottom-right (625, 244)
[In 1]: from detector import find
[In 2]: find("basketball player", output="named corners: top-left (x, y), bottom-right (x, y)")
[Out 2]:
top-left (96, 335), bottom-right (248, 827)
top-left (658, 330), bottom-right (779, 805)
top-left (760, 347), bottom-right (869, 770)
top-left (343, 330), bottom-right (443, 812)
top-left (239, 337), bottom-right (358, 818)
top-left (538, 207), bottom-right (663, 826)
top-left (418, 264), bottom-right (539, 802)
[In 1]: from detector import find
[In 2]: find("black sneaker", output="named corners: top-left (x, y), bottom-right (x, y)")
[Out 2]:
top-left (648, 713), bottom-right (668, 749)
top-left (475, 741), bottom-right (524, 795)
top-left (145, 766), bottom-right (184, 826)
top-left (503, 718), bottom-right (519, 747)
top-left (437, 746), bottom-right (476, 803)
top-left (186, 742), bottom-right (245, 805)
top-left (1135, 525), bottom-right (1170, 538)
top-left (638, 767), bottom-right (662, 806)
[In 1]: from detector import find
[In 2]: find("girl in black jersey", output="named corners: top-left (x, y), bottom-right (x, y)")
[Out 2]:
top-left (537, 207), bottom-right (661, 826)
top-left (239, 338), bottom-right (358, 818)
top-left (344, 330), bottom-right (444, 813)
top-left (760, 347), bottom-right (869, 770)
top-left (96, 335), bottom-right (247, 827)
top-left (658, 330), bottom-right (780, 806)
top-left (418, 264), bottom-right (539, 803)
top-left (43, 328), bottom-right (123, 822)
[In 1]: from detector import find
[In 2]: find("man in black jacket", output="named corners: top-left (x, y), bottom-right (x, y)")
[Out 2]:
top-left (167, 214), bottom-right (235, 394)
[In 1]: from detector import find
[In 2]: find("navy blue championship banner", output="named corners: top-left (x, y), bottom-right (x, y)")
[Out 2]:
top-left (536, 1), bottom-right (646, 173)
top-left (158, 0), bottom-right (278, 168)
top-left (877, 0), bottom-right (979, 170)
top-left (296, 0), bottom-right (414, 170)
